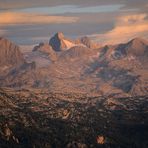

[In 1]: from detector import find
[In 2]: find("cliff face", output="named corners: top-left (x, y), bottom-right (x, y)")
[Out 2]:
top-left (0, 37), bottom-right (36, 87)
top-left (49, 32), bottom-right (67, 51)
top-left (49, 32), bottom-right (76, 51)
top-left (0, 37), bottom-right (25, 67)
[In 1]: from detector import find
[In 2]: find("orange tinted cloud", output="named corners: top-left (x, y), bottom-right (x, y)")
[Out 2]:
top-left (92, 13), bottom-right (148, 45)
top-left (0, 12), bottom-right (79, 25)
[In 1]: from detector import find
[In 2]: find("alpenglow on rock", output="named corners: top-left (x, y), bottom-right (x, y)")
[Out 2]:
top-left (0, 36), bottom-right (147, 96)
top-left (49, 32), bottom-right (76, 51)
top-left (76, 36), bottom-right (98, 49)
top-left (33, 42), bottom-right (57, 62)
top-left (0, 37), bottom-right (25, 66)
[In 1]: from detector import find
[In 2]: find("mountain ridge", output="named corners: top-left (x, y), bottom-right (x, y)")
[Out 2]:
top-left (0, 34), bottom-right (147, 96)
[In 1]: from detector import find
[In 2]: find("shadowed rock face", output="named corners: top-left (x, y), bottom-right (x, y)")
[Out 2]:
top-left (0, 37), bottom-right (25, 66)
top-left (112, 38), bottom-right (148, 60)
top-left (49, 32), bottom-right (79, 51)
top-left (49, 32), bottom-right (67, 51)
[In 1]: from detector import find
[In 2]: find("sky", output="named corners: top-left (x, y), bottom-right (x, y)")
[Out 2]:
top-left (0, 0), bottom-right (148, 45)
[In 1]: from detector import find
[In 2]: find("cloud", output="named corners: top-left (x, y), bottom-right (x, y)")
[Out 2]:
top-left (0, 0), bottom-right (147, 13)
top-left (0, 12), bottom-right (79, 25)
top-left (17, 5), bottom-right (123, 15)
top-left (0, 0), bottom-right (123, 9)
top-left (0, 29), bottom-right (8, 36)
top-left (91, 13), bottom-right (148, 45)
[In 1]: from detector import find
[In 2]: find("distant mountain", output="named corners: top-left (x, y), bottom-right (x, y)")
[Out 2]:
top-left (0, 37), bottom-right (26, 78)
top-left (125, 38), bottom-right (148, 56)
top-left (0, 36), bottom-right (147, 96)
top-left (111, 38), bottom-right (148, 60)
top-left (0, 37), bottom-right (25, 67)
top-left (98, 38), bottom-right (148, 60)
top-left (76, 36), bottom-right (98, 49)
top-left (59, 46), bottom-right (94, 60)
top-left (86, 38), bottom-right (148, 95)
top-left (49, 32), bottom-right (76, 51)
top-left (49, 32), bottom-right (88, 51)
top-left (33, 42), bottom-right (57, 62)
top-left (0, 37), bottom-right (36, 87)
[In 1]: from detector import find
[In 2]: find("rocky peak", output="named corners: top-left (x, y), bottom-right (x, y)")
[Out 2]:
top-left (33, 42), bottom-right (53, 53)
top-left (80, 36), bottom-right (92, 47)
top-left (49, 32), bottom-right (67, 51)
top-left (49, 32), bottom-right (76, 51)
top-left (127, 37), bottom-right (148, 47)
top-left (0, 37), bottom-right (25, 67)
top-left (76, 36), bottom-right (98, 49)
top-left (55, 32), bottom-right (65, 39)
top-left (33, 42), bottom-right (57, 62)
top-left (124, 37), bottom-right (148, 56)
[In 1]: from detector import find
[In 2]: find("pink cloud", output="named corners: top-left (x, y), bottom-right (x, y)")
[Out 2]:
top-left (91, 13), bottom-right (148, 45)
top-left (0, 12), bottom-right (79, 25)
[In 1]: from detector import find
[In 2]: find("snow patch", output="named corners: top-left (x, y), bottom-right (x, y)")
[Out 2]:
top-left (63, 39), bottom-right (76, 49)
top-left (63, 39), bottom-right (86, 50)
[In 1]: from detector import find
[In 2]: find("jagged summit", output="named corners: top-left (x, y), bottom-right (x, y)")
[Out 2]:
top-left (49, 32), bottom-right (98, 52)
top-left (122, 37), bottom-right (148, 56)
top-left (0, 37), bottom-right (25, 66)
top-left (33, 42), bottom-right (54, 53)
top-left (33, 42), bottom-right (57, 62)
top-left (55, 32), bottom-right (65, 39)
top-left (103, 37), bottom-right (148, 60)
top-left (128, 37), bottom-right (148, 45)
top-left (127, 37), bottom-right (148, 50)
top-left (49, 32), bottom-right (69, 51)
top-left (76, 36), bottom-right (98, 49)
top-left (80, 36), bottom-right (92, 48)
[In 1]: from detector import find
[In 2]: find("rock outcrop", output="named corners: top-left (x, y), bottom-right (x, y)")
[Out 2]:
top-left (33, 42), bottom-right (57, 62)
top-left (76, 36), bottom-right (98, 49)
top-left (0, 37), bottom-right (25, 67)
top-left (49, 32), bottom-right (76, 51)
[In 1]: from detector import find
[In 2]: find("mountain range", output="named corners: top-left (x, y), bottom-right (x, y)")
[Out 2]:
top-left (0, 33), bottom-right (147, 96)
